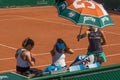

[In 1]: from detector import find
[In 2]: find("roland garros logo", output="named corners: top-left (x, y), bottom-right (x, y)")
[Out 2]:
top-left (73, 0), bottom-right (95, 9)
top-left (0, 76), bottom-right (8, 80)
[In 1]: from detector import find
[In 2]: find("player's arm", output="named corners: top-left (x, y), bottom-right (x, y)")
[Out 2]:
top-left (100, 30), bottom-right (107, 45)
top-left (25, 51), bottom-right (35, 66)
top-left (65, 47), bottom-right (74, 54)
top-left (77, 31), bottom-right (89, 40)
top-left (15, 52), bottom-right (18, 59)
top-left (15, 49), bottom-right (19, 59)
top-left (50, 45), bottom-right (56, 57)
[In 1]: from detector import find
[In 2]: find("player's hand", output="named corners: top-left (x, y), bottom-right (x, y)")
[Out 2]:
top-left (101, 42), bottom-right (106, 45)
top-left (32, 57), bottom-right (35, 62)
top-left (67, 48), bottom-right (74, 54)
top-left (77, 34), bottom-right (81, 41)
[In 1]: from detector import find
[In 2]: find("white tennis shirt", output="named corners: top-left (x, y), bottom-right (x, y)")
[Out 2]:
top-left (52, 50), bottom-right (66, 67)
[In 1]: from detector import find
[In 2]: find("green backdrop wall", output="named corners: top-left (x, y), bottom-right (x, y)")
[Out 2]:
top-left (0, 0), bottom-right (119, 9)
top-left (94, 0), bottom-right (120, 9)
top-left (0, 0), bottom-right (55, 8)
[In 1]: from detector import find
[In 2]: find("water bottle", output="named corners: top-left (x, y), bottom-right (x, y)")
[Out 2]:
top-left (69, 64), bottom-right (84, 72)
top-left (87, 62), bottom-right (100, 69)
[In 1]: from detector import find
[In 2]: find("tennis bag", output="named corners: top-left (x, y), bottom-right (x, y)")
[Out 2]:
top-left (68, 54), bottom-right (103, 72)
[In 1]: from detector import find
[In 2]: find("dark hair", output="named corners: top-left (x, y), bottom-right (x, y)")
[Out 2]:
top-left (22, 37), bottom-right (34, 47)
top-left (57, 38), bottom-right (64, 43)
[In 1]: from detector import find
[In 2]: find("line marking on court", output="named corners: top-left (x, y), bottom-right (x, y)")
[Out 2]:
top-left (0, 43), bottom-right (120, 61)
top-left (0, 15), bottom-right (79, 28)
top-left (104, 31), bottom-right (120, 36)
top-left (0, 6), bottom-right (120, 73)
top-left (0, 43), bottom-right (17, 50)
top-left (0, 18), bottom-right (25, 22)
top-left (10, 15), bottom-right (120, 36)
top-left (107, 54), bottom-right (120, 57)
top-left (0, 53), bottom-right (120, 73)
top-left (18, 15), bottom-right (79, 27)
top-left (0, 15), bottom-right (120, 36)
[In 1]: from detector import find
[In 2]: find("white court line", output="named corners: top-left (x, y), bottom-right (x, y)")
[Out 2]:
top-left (17, 15), bottom-right (78, 27)
top-left (3, 15), bottom-right (120, 36)
top-left (107, 54), bottom-right (120, 57)
top-left (0, 15), bottom-right (119, 61)
top-left (0, 15), bottom-right (78, 27)
top-left (0, 14), bottom-right (120, 35)
top-left (0, 10), bottom-right (119, 73)
top-left (0, 43), bottom-right (17, 50)
top-left (0, 18), bottom-right (24, 22)
top-left (0, 43), bottom-right (120, 61)
top-left (104, 31), bottom-right (120, 36)
top-left (15, 15), bottom-right (120, 32)
top-left (0, 53), bottom-right (120, 73)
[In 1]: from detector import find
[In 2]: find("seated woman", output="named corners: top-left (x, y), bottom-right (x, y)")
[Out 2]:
top-left (15, 37), bottom-right (36, 77)
top-left (43, 38), bottom-right (74, 72)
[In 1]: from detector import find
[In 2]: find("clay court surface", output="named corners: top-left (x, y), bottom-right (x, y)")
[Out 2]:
top-left (0, 6), bottom-right (120, 73)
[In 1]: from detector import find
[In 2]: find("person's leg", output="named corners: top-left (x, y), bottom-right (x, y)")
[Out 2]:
top-left (87, 51), bottom-right (107, 62)
top-left (16, 66), bottom-right (30, 75)
top-left (98, 52), bottom-right (107, 62)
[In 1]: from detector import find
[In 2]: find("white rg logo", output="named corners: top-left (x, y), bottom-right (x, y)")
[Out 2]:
top-left (73, 0), bottom-right (95, 9)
